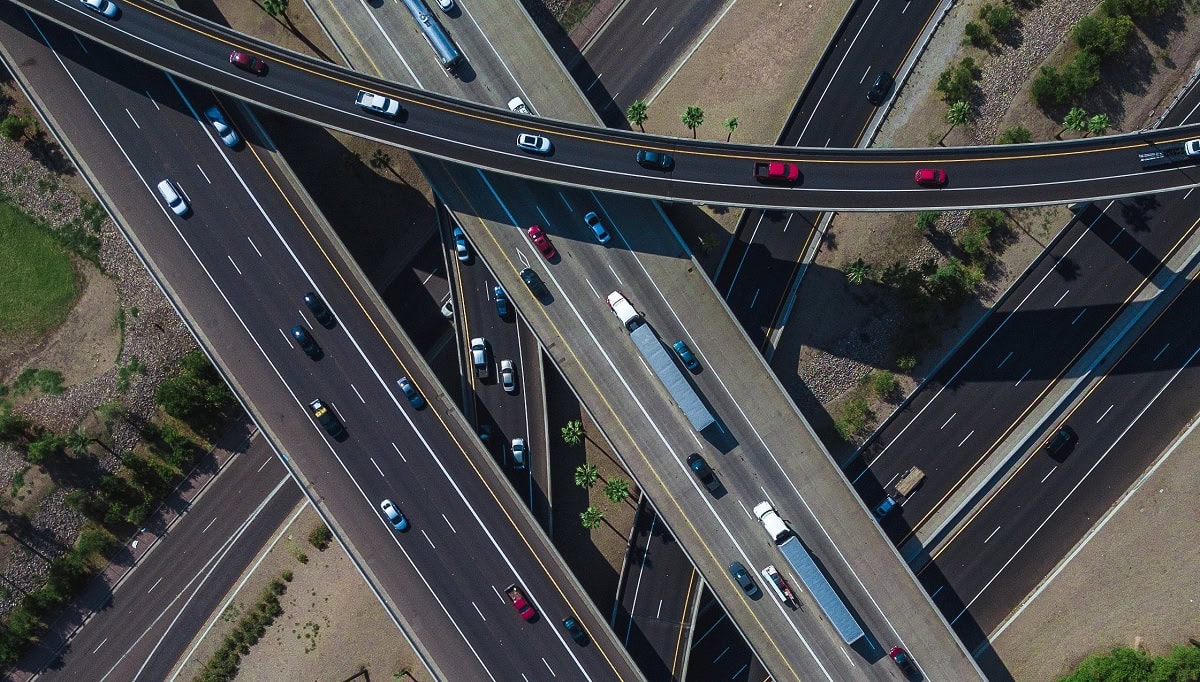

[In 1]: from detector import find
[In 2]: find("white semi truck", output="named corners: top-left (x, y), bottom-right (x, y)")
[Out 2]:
top-left (753, 501), bottom-right (865, 645)
top-left (606, 291), bottom-right (714, 431)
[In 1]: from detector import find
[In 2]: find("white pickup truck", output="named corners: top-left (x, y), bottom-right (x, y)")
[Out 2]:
top-left (356, 90), bottom-right (401, 117)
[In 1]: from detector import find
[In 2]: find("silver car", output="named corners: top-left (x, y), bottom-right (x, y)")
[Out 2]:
top-left (499, 359), bottom-right (516, 393)
top-left (80, 0), bottom-right (119, 18)
top-left (203, 106), bottom-right (240, 147)
top-left (511, 437), bottom-right (527, 470)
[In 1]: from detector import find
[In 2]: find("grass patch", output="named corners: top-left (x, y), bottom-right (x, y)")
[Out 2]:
top-left (0, 198), bottom-right (77, 340)
top-left (556, 0), bottom-right (598, 31)
top-left (11, 368), bottom-right (65, 396)
top-left (9, 465), bottom-right (29, 500)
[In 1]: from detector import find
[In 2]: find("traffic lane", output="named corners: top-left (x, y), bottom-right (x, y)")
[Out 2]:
top-left (852, 196), bottom-right (1200, 527)
top-left (688, 588), bottom-right (758, 682)
top-left (614, 503), bottom-right (698, 681)
top-left (12, 15), bottom-right (614, 681)
top-left (577, 0), bottom-right (720, 111)
top-left (377, 231), bottom-right (454, 355)
top-left (927, 273), bottom-right (1200, 634)
top-left (39, 441), bottom-right (297, 680)
top-left (719, 209), bottom-right (819, 347)
top-left (434, 164), bottom-right (917, 680)
top-left (18, 1), bottom-right (1200, 212)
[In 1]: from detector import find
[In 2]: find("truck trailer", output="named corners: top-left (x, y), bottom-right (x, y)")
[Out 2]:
top-left (607, 291), bottom-right (715, 431)
top-left (1137, 138), bottom-right (1200, 169)
top-left (753, 501), bottom-right (865, 644)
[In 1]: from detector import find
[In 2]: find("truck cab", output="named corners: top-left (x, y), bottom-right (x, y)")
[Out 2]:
top-left (606, 291), bottom-right (643, 331)
top-left (752, 501), bottom-right (790, 543)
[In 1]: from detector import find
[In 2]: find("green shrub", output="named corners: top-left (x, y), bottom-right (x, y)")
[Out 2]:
top-left (25, 432), bottom-right (64, 464)
top-left (870, 371), bottom-right (898, 400)
top-left (981, 3), bottom-right (1016, 32)
top-left (936, 58), bottom-right (979, 103)
top-left (963, 21), bottom-right (993, 47)
top-left (1073, 14), bottom-right (1133, 56)
top-left (916, 211), bottom-right (940, 232)
top-left (1032, 66), bottom-right (1067, 105)
top-left (834, 397), bottom-right (873, 441)
top-left (896, 355), bottom-right (918, 371)
top-left (995, 126), bottom-right (1033, 144)
top-left (307, 524), bottom-right (332, 551)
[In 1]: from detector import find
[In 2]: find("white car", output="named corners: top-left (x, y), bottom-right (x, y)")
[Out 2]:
top-left (499, 359), bottom-right (516, 393)
top-left (156, 179), bottom-right (189, 217)
top-left (470, 337), bottom-right (489, 378)
top-left (380, 499), bottom-right (409, 531)
top-left (511, 437), bottom-right (527, 470)
top-left (508, 97), bottom-right (531, 115)
top-left (584, 211), bottom-right (610, 244)
top-left (1185, 138), bottom-right (1200, 158)
top-left (436, 0), bottom-right (455, 12)
top-left (516, 133), bottom-right (552, 154)
top-left (203, 106), bottom-right (240, 148)
top-left (80, 0), bottom-right (120, 18)
top-left (452, 226), bottom-right (470, 262)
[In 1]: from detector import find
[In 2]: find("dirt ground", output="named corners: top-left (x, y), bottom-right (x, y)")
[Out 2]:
top-left (172, 503), bottom-right (427, 682)
top-left (992, 421), bottom-right (1200, 681)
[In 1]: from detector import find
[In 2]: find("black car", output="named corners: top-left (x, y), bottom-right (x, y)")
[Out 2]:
top-left (867, 71), bottom-right (893, 105)
top-left (1043, 424), bottom-right (1075, 458)
top-left (303, 292), bottom-right (336, 328)
top-left (520, 267), bottom-right (549, 299)
top-left (291, 325), bottom-right (322, 359)
top-left (562, 617), bottom-right (588, 645)
top-left (309, 398), bottom-right (345, 439)
top-left (727, 561), bottom-right (760, 598)
top-left (687, 453), bottom-right (721, 495)
top-left (636, 149), bottom-right (675, 172)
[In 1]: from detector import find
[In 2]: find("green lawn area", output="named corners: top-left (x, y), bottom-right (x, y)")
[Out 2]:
top-left (0, 197), bottom-right (76, 341)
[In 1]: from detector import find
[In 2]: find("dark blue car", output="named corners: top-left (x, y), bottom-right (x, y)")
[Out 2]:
top-left (494, 286), bottom-right (509, 318)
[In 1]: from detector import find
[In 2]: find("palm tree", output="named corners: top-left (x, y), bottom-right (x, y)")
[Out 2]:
top-left (580, 506), bottom-right (604, 530)
top-left (1058, 106), bottom-right (1089, 139)
top-left (625, 100), bottom-right (648, 132)
top-left (681, 106), bottom-right (704, 138)
top-left (603, 479), bottom-right (630, 504)
top-left (561, 419), bottom-right (583, 447)
top-left (846, 258), bottom-right (871, 285)
top-left (574, 463), bottom-right (599, 489)
top-left (939, 101), bottom-right (970, 145)
top-left (66, 430), bottom-right (92, 456)
top-left (262, 0), bottom-right (292, 26)
top-left (722, 117), bottom-right (739, 142)
top-left (1086, 113), bottom-right (1110, 137)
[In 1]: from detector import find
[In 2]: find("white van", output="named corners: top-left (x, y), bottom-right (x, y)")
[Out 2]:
top-left (606, 291), bottom-right (642, 331)
top-left (156, 179), bottom-right (189, 216)
top-left (753, 501), bottom-right (790, 544)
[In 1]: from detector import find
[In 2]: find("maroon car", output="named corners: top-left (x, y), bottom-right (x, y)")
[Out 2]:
top-left (526, 225), bottom-right (557, 260)
top-left (913, 168), bottom-right (947, 187)
top-left (229, 50), bottom-right (268, 75)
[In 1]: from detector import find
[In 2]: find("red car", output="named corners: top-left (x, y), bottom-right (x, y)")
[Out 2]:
top-left (526, 225), bottom-right (556, 260)
top-left (913, 168), bottom-right (947, 186)
top-left (889, 646), bottom-right (918, 676)
top-left (504, 584), bottom-right (537, 622)
top-left (229, 50), bottom-right (268, 75)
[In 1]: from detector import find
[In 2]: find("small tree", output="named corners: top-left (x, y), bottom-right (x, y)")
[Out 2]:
top-left (916, 211), bottom-right (940, 232)
top-left (0, 116), bottom-right (30, 142)
top-left (1086, 113), bottom-right (1111, 137)
top-left (25, 432), bottom-right (65, 464)
top-left (560, 419), bottom-right (583, 447)
top-left (262, 0), bottom-right (291, 24)
top-left (940, 101), bottom-right (971, 145)
top-left (369, 149), bottom-right (392, 171)
top-left (574, 463), bottom-right (599, 489)
top-left (625, 99), bottom-right (648, 132)
top-left (66, 430), bottom-right (93, 456)
top-left (981, 3), bottom-right (1016, 33)
top-left (580, 506), bottom-right (604, 530)
top-left (603, 479), bottom-right (630, 504)
top-left (1060, 106), bottom-right (1089, 138)
top-left (721, 117), bottom-right (739, 142)
top-left (935, 58), bottom-right (978, 103)
top-left (681, 106), bottom-right (704, 138)
top-left (846, 259), bottom-right (871, 285)
top-left (963, 21), bottom-right (992, 48)
top-left (308, 524), bottom-right (332, 551)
